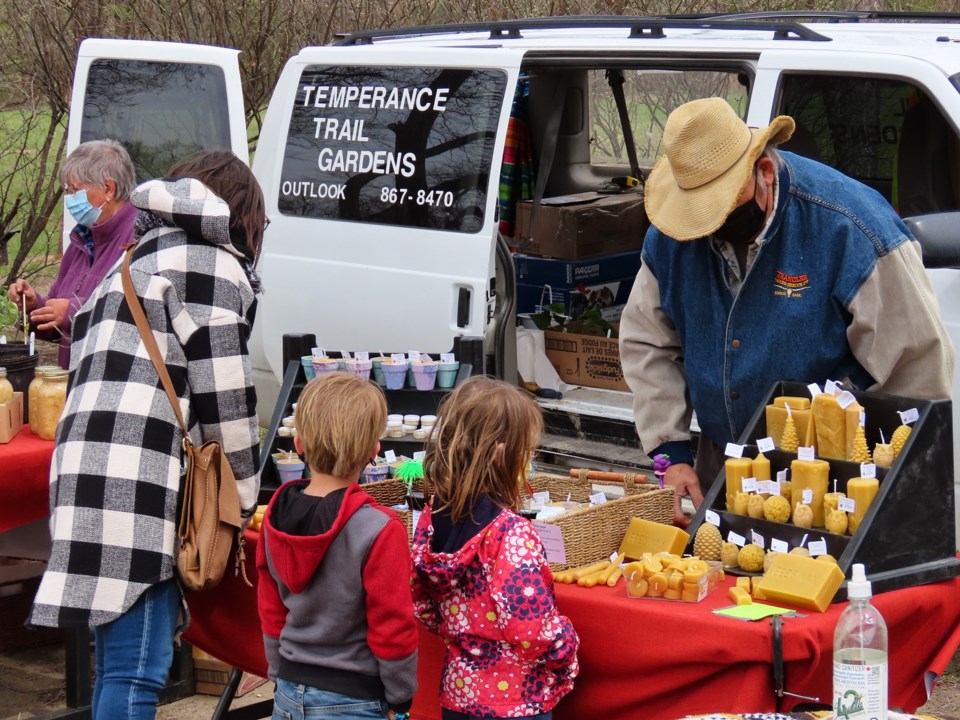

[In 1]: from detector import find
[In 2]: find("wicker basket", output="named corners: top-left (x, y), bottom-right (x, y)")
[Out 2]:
top-left (361, 478), bottom-right (424, 541)
top-left (525, 473), bottom-right (674, 571)
top-left (569, 468), bottom-right (656, 497)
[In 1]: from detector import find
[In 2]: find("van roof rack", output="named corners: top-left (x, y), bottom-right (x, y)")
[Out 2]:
top-left (333, 15), bottom-right (833, 45)
top-left (696, 10), bottom-right (960, 23)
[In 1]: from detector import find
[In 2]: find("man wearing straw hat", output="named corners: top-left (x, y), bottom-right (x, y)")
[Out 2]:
top-left (619, 97), bottom-right (954, 527)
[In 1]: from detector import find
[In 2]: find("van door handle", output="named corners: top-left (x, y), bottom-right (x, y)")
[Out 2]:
top-left (457, 288), bottom-right (470, 328)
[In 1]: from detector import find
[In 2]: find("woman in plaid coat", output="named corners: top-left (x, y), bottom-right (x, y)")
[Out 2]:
top-left (30, 151), bottom-right (265, 720)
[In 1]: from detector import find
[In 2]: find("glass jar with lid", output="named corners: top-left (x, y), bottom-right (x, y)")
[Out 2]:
top-left (0, 366), bottom-right (12, 405)
top-left (35, 369), bottom-right (68, 441)
top-left (28, 365), bottom-right (61, 434)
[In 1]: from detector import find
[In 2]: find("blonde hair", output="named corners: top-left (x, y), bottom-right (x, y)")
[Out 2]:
top-left (294, 373), bottom-right (387, 479)
top-left (424, 377), bottom-right (542, 523)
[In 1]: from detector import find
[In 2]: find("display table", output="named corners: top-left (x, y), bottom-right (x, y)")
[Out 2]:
top-left (185, 529), bottom-right (960, 719)
top-left (0, 425), bottom-right (53, 533)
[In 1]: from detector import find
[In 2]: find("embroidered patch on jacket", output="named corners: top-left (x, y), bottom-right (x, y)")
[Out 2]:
top-left (773, 270), bottom-right (810, 299)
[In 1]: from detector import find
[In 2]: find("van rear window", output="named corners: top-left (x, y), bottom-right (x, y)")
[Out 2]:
top-left (279, 66), bottom-right (506, 232)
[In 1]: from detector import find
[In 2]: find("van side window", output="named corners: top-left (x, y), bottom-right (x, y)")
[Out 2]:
top-left (779, 74), bottom-right (960, 215)
top-left (80, 60), bottom-right (232, 181)
top-left (280, 66), bottom-right (506, 233)
top-left (588, 69), bottom-right (749, 168)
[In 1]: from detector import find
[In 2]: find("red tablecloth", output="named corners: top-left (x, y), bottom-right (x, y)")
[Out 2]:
top-left (185, 530), bottom-right (960, 719)
top-left (0, 426), bottom-right (53, 533)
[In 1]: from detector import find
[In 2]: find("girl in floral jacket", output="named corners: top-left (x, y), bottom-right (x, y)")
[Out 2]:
top-left (412, 377), bottom-right (579, 720)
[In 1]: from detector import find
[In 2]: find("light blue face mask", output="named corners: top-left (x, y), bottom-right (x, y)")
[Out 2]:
top-left (65, 189), bottom-right (104, 227)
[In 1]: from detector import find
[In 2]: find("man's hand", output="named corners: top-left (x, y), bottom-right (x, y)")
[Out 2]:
top-left (7, 279), bottom-right (37, 313)
top-left (663, 462), bottom-right (704, 528)
top-left (30, 298), bottom-right (70, 332)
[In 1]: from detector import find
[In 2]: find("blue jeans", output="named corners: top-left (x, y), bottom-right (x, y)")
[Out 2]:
top-left (441, 711), bottom-right (551, 720)
top-left (92, 579), bottom-right (180, 720)
top-left (273, 679), bottom-right (388, 719)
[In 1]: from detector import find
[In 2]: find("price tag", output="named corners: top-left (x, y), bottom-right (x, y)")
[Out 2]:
top-left (899, 408), bottom-right (920, 425)
top-left (705, 509), bottom-right (721, 526)
top-left (391, 353), bottom-right (406, 364)
top-left (802, 488), bottom-right (813, 504)
top-left (312, 347), bottom-right (327, 359)
top-left (768, 481), bottom-right (781, 497)
top-left (777, 469), bottom-right (788, 483)
top-left (751, 531), bottom-right (765, 549)
top-left (741, 477), bottom-right (758, 493)
top-left (808, 539), bottom-right (828, 557)
top-left (589, 492), bottom-right (607, 506)
top-left (533, 491), bottom-right (551, 505)
top-left (413, 450), bottom-right (426, 461)
top-left (384, 450), bottom-right (397, 464)
top-left (860, 463), bottom-right (876, 479)
top-left (355, 351), bottom-right (369, 361)
top-left (757, 437), bottom-right (775, 453)
top-left (825, 379), bottom-right (838, 395)
top-left (839, 497), bottom-right (856, 513)
top-left (440, 352), bottom-right (456, 363)
top-left (533, 522), bottom-right (566, 564)
top-left (770, 538), bottom-right (789, 553)
top-left (859, 410), bottom-right (866, 427)
top-left (340, 351), bottom-right (353, 360)
top-left (412, 509), bottom-right (422, 532)
top-left (807, 382), bottom-right (823, 397)
top-left (727, 531), bottom-right (746, 547)
top-left (758, 480), bottom-right (775, 495)
top-left (408, 351), bottom-right (422, 362)
top-left (836, 391), bottom-right (857, 409)
top-left (725, 443), bottom-right (744, 459)
top-left (798, 446), bottom-right (816, 462)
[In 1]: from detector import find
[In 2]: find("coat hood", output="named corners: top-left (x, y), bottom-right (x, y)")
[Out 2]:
top-left (130, 177), bottom-right (247, 260)
top-left (262, 482), bottom-right (377, 594)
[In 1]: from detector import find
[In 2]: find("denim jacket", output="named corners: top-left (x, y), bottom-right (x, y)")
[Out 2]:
top-left (620, 151), bottom-right (954, 456)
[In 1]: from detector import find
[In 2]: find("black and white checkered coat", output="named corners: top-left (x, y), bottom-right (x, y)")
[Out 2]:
top-left (30, 178), bottom-right (261, 628)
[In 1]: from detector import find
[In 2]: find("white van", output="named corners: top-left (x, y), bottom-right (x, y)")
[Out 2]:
top-left (70, 15), bottom-right (960, 539)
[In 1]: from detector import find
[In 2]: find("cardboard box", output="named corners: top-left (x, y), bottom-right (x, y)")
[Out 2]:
top-left (0, 392), bottom-right (23, 443)
top-left (514, 250), bottom-right (642, 321)
top-left (514, 191), bottom-right (648, 259)
top-left (192, 650), bottom-right (267, 696)
top-left (544, 322), bottom-right (628, 391)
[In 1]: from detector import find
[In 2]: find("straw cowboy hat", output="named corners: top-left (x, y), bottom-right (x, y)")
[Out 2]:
top-left (644, 98), bottom-right (795, 241)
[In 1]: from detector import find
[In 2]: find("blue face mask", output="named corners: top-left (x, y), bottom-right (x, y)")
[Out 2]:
top-left (65, 189), bottom-right (103, 227)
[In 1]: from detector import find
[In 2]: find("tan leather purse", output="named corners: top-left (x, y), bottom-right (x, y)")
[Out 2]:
top-left (121, 246), bottom-right (250, 592)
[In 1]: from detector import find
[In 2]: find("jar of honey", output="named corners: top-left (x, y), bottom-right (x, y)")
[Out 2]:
top-left (0, 366), bottom-right (12, 405)
top-left (35, 369), bottom-right (68, 441)
top-left (28, 365), bottom-right (60, 433)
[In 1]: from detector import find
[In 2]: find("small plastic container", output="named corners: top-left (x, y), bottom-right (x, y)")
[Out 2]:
top-left (401, 423), bottom-right (417, 434)
top-left (277, 459), bottom-right (305, 483)
top-left (386, 420), bottom-right (403, 438)
top-left (0, 367), bottom-right (12, 405)
top-left (387, 414), bottom-right (403, 424)
top-left (361, 463), bottom-right (390, 483)
top-left (35, 369), bottom-right (68, 441)
top-left (281, 415), bottom-right (296, 428)
top-left (403, 414), bottom-right (420, 427)
top-left (420, 414), bottom-right (437, 428)
top-left (625, 560), bottom-right (723, 603)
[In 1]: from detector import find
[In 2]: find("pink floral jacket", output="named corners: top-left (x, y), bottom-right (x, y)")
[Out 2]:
top-left (411, 506), bottom-right (579, 717)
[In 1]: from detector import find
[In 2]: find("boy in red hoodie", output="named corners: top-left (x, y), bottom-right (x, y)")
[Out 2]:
top-left (257, 372), bottom-right (418, 720)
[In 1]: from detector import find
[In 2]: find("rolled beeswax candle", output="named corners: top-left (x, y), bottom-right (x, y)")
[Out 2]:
top-left (846, 477), bottom-right (879, 534)
top-left (725, 458), bottom-right (753, 511)
top-left (790, 458), bottom-right (830, 526)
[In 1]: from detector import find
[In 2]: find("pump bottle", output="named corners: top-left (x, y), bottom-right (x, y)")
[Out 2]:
top-left (832, 563), bottom-right (888, 720)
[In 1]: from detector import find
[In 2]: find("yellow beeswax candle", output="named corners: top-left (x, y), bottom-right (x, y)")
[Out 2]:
top-left (844, 401), bottom-right (864, 460)
top-left (846, 477), bottom-right (879, 534)
top-left (725, 457), bottom-right (753, 511)
top-left (766, 397), bottom-right (813, 449)
top-left (812, 393), bottom-right (845, 460)
top-left (753, 451), bottom-right (772, 498)
top-left (790, 458), bottom-right (830, 526)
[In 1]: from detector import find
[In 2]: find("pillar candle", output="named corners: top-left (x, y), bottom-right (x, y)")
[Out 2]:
top-left (846, 477), bottom-right (879, 534)
top-left (725, 458), bottom-right (753, 512)
top-left (790, 459), bottom-right (830, 526)
top-left (753, 451), bottom-right (772, 498)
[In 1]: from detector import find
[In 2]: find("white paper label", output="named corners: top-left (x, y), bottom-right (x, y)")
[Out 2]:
top-left (340, 351), bottom-right (352, 360)
top-left (533, 491), bottom-right (551, 505)
top-left (825, 379), bottom-right (838, 395)
top-left (705, 509), bottom-right (721, 526)
top-left (798, 446), bottom-right (816, 461)
top-left (859, 410), bottom-right (866, 427)
top-left (589, 492), bottom-right (607, 506)
top-left (757, 437), bottom-right (775, 453)
top-left (768, 481), bottom-right (782, 497)
top-left (725, 442), bottom-right (744, 458)
top-left (899, 407), bottom-right (920, 425)
top-left (355, 351), bottom-right (369, 361)
top-left (808, 382), bottom-right (823, 397)
top-left (727, 531), bottom-right (746, 547)
top-left (771, 538), bottom-right (789, 553)
top-left (412, 509), bottom-right (422, 534)
top-left (808, 539), bottom-right (828, 557)
top-left (391, 353), bottom-right (406, 364)
top-left (839, 497), bottom-right (856, 513)
top-left (836, 390), bottom-right (857, 409)
top-left (777, 469), bottom-right (788, 483)
top-left (741, 477), bottom-right (758, 493)
top-left (534, 522), bottom-right (566, 564)
top-left (408, 351), bottom-right (421, 362)
top-left (758, 480), bottom-right (775, 495)
top-left (440, 353), bottom-right (456, 363)
top-left (313, 347), bottom-right (327, 359)
top-left (384, 450), bottom-right (397, 464)
top-left (860, 463), bottom-right (877, 479)
top-left (751, 531), bottom-right (765, 549)
top-left (802, 488), bottom-right (813, 504)
top-left (413, 450), bottom-right (426, 461)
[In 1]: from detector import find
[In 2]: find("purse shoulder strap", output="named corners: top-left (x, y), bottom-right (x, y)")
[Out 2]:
top-left (120, 245), bottom-right (190, 440)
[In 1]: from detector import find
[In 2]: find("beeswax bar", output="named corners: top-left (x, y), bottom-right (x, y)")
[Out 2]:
top-left (725, 458), bottom-right (753, 512)
top-left (619, 518), bottom-right (690, 559)
top-left (736, 576), bottom-right (751, 591)
top-left (791, 458), bottom-right (830, 526)
top-left (846, 477), bottom-right (879, 534)
top-left (812, 393), bottom-right (845, 460)
top-left (756, 553), bottom-right (845, 612)
top-left (728, 586), bottom-right (752, 605)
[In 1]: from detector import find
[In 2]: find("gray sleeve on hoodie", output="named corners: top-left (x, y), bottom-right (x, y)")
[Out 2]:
top-left (263, 635), bottom-right (281, 682)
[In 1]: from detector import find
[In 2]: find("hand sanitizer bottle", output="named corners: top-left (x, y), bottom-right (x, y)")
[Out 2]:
top-left (833, 563), bottom-right (888, 720)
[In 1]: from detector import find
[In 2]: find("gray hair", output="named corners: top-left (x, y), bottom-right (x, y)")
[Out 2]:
top-left (59, 140), bottom-right (136, 200)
